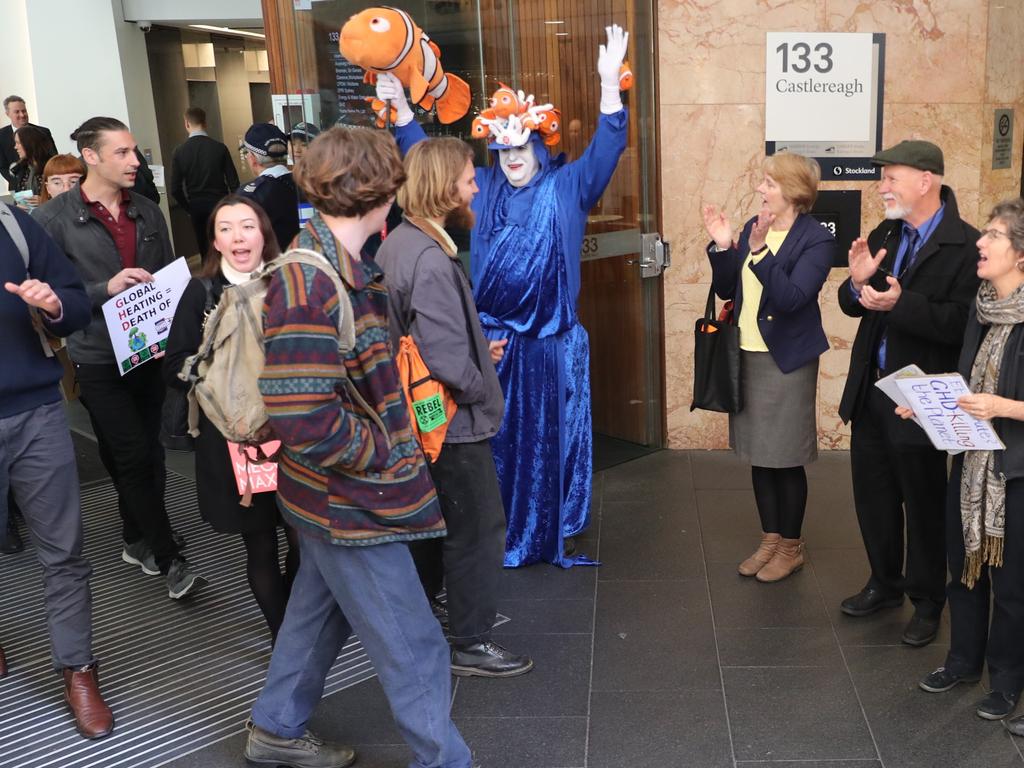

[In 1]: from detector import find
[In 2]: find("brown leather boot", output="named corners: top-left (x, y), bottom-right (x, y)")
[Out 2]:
top-left (756, 538), bottom-right (805, 582)
top-left (0, 645), bottom-right (7, 678)
top-left (738, 532), bottom-right (781, 576)
top-left (63, 665), bottom-right (114, 739)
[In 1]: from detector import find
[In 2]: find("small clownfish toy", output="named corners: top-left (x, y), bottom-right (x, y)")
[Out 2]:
top-left (540, 108), bottom-right (562, 146)
top-left (489, 83), bottom-right (520, 119)
top-left (619, 62), bottom-right (634, 91)
top-left (339, 7), bottom-right (472, 124)
top-left (365, 98), bottom-right (398, 129)
top-left (471, 116), bottom-right (490, 140)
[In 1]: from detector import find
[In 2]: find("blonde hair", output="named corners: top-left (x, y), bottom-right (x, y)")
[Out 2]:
top-left (398, 137), bottom-right (473, 219)
top-left (763, 152), bottom-right (821, 214)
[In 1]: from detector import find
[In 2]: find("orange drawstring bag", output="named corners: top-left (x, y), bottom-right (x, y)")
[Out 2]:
top-left (395, 334), bottom-right (457, 462)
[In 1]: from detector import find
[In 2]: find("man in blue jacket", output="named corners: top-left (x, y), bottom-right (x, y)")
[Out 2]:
top-left (0, 203), bottom-right (114, 739)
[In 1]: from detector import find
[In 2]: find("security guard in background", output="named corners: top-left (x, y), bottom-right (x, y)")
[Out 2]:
top-left (237, 123), bottom-right (299, 250)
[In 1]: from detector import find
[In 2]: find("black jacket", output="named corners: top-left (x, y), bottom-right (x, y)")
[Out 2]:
top-left (958, 307), bottom-right (1024, 481)
top-left (838, 186), bottom-right (980, 441)
top-left (0, 123), bottom-right (57, 184)
top-left (237, 169), bottom-right (299, 250)
top-left (376, 218), bottom-right (505, 443)
top-left (132, 148), bottom-right (161, 204)
top-left (34, 189), bottom-right (176, 365)
top-left (170, 134), bottom-right (239, 209)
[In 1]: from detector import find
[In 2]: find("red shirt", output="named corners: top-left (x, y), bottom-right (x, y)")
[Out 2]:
top-left (79, 186), bottom-right (137, 268)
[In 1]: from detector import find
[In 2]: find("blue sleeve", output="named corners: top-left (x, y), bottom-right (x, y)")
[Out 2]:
top-left (565, 109), bottom-right (628, 211)
top-left (394, 121), bottom-right (429, 157)
top-left (16, 207), bottom-right (90, 336)
top-left (749, 230), bottom-right (836, 314)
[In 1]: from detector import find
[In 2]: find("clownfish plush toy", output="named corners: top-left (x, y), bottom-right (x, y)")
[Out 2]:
top-left (339, 6), bottom-right (472, 124)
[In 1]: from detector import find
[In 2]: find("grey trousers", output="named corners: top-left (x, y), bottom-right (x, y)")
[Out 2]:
top-left (0, 400), bottom-right (94, 669)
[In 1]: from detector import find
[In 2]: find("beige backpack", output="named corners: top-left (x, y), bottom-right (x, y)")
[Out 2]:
top-left (179, 248), bottom-right (387, 447)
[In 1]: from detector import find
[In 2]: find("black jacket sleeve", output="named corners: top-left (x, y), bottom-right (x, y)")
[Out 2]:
top-left (132, 148), bottom-right (161, 204)
top-left (164, 277), bottom-right (211, 390)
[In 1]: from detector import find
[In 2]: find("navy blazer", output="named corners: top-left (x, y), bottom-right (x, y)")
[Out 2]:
top-left (708, 212), bottom-right (837, 374)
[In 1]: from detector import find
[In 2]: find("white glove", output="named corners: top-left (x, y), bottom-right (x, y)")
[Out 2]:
top-left (597, 24), bottom-right (629, 115)
top-left (375, 73), bottom-right (414, 127)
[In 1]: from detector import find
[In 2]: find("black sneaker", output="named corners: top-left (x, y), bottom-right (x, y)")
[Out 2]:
top-left (244, 719), bottom-right (356, 768)
top-left (901, 614), bottom-right (940, 647)
top-left (840, 586), bottom-right (904, 617)
top-left (977, 690), bottom-right (1020, 720)
top-left (121, 540), bottom-right (159, 576)
top-left (451, 641), bottom-right (534, 678)
top-left (919, 666), bottom-right (981, 693)
top-left (166, 559), bottom-right (207, 600)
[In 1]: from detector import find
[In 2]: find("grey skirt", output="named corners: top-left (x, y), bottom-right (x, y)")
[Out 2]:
top-left (729, 350), bottom-right (818, 468)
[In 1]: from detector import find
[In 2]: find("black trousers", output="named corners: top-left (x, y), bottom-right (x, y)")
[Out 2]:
top-left (410, 439), bottom-right (506, 646)
top-left (75, 360), bottom-right (180, 572)
top-left (850, 385), bottom-right (947, 616)
top-left (188, 195), bottom-right (221, 261)
top-left (945, 460), bottom-right (1024, 695)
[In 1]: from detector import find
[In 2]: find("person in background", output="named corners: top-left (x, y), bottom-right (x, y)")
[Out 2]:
top-left (237, 123), bottom-right (299, 250)
top-left (837, 140), bottom-right (980, 647)
top-left (376, 137), bottom-right (533, 678)
top-left (906, 198), bottom-right (1024, 723)
top-left (289, 122), bottom-right (320, 167)
top-left (35, 116), bottom-right (206, 600)
top-left (170, 107), bottom-right (240, 258)
top-left (246, 126), bottom-right (470, 768)
top-left (9, 125), bottom-right (57, 208)
top-left (0, 95), bottom-right (57, 185)
top-left (702, 152), bottom-right (836, 583)
top-left (0, 199), bottom-right (113, 739)
top-left (131, 148), bottom-right (160, 205)
top-left (38, 154), bottom-right (86, 205)
top-left (163, 195), bottom-right (298, 645)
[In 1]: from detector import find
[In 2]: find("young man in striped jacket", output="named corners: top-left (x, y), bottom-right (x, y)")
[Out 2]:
top-left (245, 127), bottom-right (472, 768)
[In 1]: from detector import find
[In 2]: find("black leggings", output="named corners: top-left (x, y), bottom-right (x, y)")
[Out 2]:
top-left (240, 525), bottom-right (300, 643)
top-left (751, 465), bottom-right (808, 539)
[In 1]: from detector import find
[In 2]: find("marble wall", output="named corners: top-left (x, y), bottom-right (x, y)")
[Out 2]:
top-left (659, 0), bottom-right (1024, 449)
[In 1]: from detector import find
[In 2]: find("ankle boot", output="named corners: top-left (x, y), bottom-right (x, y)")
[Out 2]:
top-left (756, 538), bottom-right (805, 582)
top-left (63, 664), bottom-right (114, 739)
top-left (738, 532), bottom-right (781, 576)
top-left (0, 645), bottom-right (7, 678)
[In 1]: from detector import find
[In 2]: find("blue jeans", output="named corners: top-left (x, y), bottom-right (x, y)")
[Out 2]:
top-left (251, 536), bottom-right (471, 768)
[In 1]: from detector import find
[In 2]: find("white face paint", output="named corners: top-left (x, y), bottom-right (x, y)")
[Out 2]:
top-left (498, 143), bottom-right (539, 188)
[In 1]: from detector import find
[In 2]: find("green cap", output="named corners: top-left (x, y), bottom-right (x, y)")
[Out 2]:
top-left (871, 140), bottom-right (944, 174)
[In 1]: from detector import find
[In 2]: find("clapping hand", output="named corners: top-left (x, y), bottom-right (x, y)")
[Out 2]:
top-left (747, 207), bottom-right (775, 253)
top-left (702, 204), bottom-right (733, 251)
top-left (848, 237), bottom-right (886, 290)
top-left (859, 276), bottom-right (902, 312)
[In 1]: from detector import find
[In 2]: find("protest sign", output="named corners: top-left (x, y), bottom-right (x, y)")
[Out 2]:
top-left (893, 374), bottom-right (1005, 454)
top-left (101, 257), bottom-right (191, 375)
top-left (228, 441), bottom-right (281, 498)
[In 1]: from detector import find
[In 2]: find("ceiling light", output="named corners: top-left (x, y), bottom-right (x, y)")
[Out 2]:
top-left (189, 24), bottom-right (266, 39)
top-left (544, 20), bottom-right (565, 24)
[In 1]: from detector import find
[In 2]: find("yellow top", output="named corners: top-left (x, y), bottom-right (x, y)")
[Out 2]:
top-left (738, 228), bottom-right (789, 352)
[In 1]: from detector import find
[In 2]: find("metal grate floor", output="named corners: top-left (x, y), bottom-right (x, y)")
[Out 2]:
top-left (0, 473), bottom-right (381, 767)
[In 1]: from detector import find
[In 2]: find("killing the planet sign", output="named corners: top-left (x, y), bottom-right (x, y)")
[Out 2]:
top-left (101, 257), bottom-right (191, 375)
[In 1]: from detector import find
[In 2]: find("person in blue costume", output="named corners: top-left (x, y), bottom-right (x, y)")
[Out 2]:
top-left (376, 24), bottom-right (630, 567)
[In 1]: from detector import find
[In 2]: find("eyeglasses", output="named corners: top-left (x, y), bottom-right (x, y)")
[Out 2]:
top-left (45, 176), bottom-right (81, 191)
top-left (980, 228), bottom-right (1009, 241)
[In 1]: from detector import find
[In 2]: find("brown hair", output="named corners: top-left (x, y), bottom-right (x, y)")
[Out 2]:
top-left (398, 137), bottom-right (473, 219)
top-left (184, 106), bottom-right (206, 126)
top-left (200, 195), bottom-right (281, 278)
top-left (294, 126), bottom-right (406, 218)
top-left (989, 197), bottom-right (1024, 255)
top-left (15, 125), bottom-right (55, 172)
top-left (39, 154), bottom-right (86, 203)
top-left (763, 152), bottom-right (821, 214)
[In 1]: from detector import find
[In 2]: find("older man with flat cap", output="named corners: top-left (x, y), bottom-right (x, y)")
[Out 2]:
top-left (837, 140), bottom-right (980, 646)
top-left (237, 123), bottom-right (300, 250)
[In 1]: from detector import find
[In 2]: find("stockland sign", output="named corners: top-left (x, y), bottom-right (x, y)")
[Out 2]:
top-left (102, 257), bottom-right (191, 375)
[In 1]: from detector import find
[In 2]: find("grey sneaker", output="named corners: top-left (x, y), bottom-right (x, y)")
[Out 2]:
top-left (122, 540), bottom-right (159, 576)
top-left (166, 559), bottom-right (207, 600)
top-left (244, 720), bottom-right (356, 768)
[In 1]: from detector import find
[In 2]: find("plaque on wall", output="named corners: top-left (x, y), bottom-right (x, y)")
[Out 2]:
top-left (765, 32), bottom-right (886, 181)
top-left (809, 189), bottom-right (862, 267)
top-left (993, 108), bottom-right (1014, 170)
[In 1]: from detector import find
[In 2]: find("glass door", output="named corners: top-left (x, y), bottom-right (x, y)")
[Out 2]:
top-left (265, 0), bottom-right (665, 458)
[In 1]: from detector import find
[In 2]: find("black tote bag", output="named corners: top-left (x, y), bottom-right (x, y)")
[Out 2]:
top-left (690, 285), bottom-right (742, 413)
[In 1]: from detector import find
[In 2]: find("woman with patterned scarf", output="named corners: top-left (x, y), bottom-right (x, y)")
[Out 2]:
top-left (903, 198), bottom-right (1024, 726)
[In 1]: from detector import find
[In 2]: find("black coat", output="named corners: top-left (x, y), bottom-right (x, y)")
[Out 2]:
top-left (163, 275), bottom-right (279, 533)
top-left (838, 186), bottom-right (980, 444)
top-left (170, 134), bottom-right (239, 209)
top-left (237, 170), bottom-right (299, 251)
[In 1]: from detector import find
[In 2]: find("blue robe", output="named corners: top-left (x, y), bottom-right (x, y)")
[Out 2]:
top-left (396, 111), bottom-right (628, 567)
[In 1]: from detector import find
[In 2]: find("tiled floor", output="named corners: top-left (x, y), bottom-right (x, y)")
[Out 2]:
top-left (12, 425), bottom-right (1024, 767)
